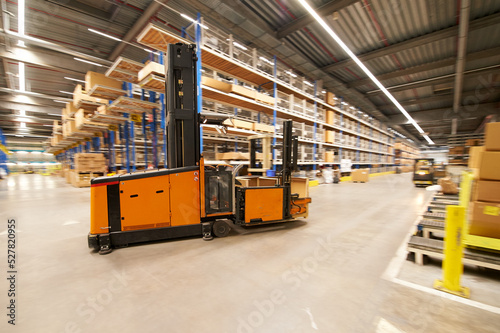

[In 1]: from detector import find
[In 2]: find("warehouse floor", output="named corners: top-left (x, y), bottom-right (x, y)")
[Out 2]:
top-left (1, 173), bottom-right (499, 332)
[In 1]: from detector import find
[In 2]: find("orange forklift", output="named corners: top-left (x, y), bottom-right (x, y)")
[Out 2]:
top-left (88, 43), bottom-right (311, 254)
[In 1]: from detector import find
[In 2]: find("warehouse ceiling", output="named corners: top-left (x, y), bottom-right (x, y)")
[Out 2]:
top-left (0, 0), bottom-right (499, 150)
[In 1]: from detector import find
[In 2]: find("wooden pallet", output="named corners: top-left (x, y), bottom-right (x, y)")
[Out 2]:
top-left (89, 113), bottom-right (128, 125)
top-left (109, 96), bottom-right (160, 114)
top-left (407, 235), bottom-right (500, 270)
top-left (105, 57), bottom-right (144, 84)
top-left (87, 84), bottom-right (126, 100)
top-left (139, 73), bottom-right (165, 93)
top-left (74, 98), bottom-right (106, 110)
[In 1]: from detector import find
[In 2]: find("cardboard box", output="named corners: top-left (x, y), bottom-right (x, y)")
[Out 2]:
top-left (255, 92), bottom-right (274, 105)
top-left (326, 111), bottom-right (334, 125)
top-left (351, 168), bottom-right (369, 182)
top-left (479, 151), bottom-right (500, 180)
top-left (485, 122), bottom-right (500, 151)
top-left (236, 176), bottom-right (259, 187)
top-left (85, 71), bottom-right (122, 92)
top-left (473, 180), bottom-right (500, 203)
top-left (73, 84), bottom-right (108, 109)
top-left (468, 146), bottom-right (485, 169)
top-left (138, 61), bottom-right (165, 81)
top-left (324, 151), bottom-right (334, 163)
top-left (258, 177), bottom-right (279, 186)
top-left (469, 201), bottom-right (500, 239)
top-left (252, 123), bottom-right (274, 133)
top-left (223, 118), bottom-right (254, 130)
top-left (201, 77), bottom-right (232, 93)
top-left (62, 119), bottom-right (76, 137)
top-left (291, 177), bottom-right (309, 198)
top-left (325, 130), bottom-right (334, 143)
top-left (230, 84), bottom-right (255, 99)
top-left (466, 139), bottom-right (481, 146)
top-left (325, 92), bottom-right (336, 106)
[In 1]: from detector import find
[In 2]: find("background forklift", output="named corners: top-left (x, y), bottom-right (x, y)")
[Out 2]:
top-left (413, 158), bottom-right (435, 187)
top-left (88, 43), bottom-right (311, 254)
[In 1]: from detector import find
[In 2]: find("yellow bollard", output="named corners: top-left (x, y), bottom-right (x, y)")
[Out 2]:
top-left (433, 205), bottom-right (470, 298)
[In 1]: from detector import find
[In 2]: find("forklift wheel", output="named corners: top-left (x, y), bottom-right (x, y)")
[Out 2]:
top-left (213, 221), bottom-right (230, 238)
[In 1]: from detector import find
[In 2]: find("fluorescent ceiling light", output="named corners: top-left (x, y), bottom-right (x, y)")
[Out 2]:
top-left (31, 151), bottom-right (41, 154)
top-left (15, 135), bottom-right (24, 137)
top-left (298, 0), bottom-right (433, 145)
top-left (18, 0), bottom-right (25, 47)
top-left (303, 80), bottom-right (313, 87)
top-left (17, 117), bottom-right (29, 122)
top-left (88, 28), bottom-right (121, 42)
top-left (74, 57), bottom-right (103, 67)
top-left (285, 70), bottom-right (297, 78)
top-left (180, 13), bottom-right (209, 29)
top-left (19, 110), bottom-right (25, 116)
top-left (321, 90), bottom-right (326, 93)
top-left (259, 56), bottom-right (273, 65)
top-left (59, 91), bottom-right (74, 95)
top-left (233, 42), bottom-right (248, 51)
top-left (48, 113), bottom-right (61, 116)
top-left (20, 122), bottom-right (26, 128)
top-left (53, 100), bottom-right (67, 104)
top-left (18, 62), bottom-right (25, 91)
top-left (64, 77), bottom-right (85, 83)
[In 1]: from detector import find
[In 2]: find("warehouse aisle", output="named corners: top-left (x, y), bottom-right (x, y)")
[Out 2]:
top-left (1, 173), bottom-right (499, 332)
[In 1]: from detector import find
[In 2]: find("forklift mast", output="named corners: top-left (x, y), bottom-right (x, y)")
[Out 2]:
top-left (166, 43), bottom-right (200, 168)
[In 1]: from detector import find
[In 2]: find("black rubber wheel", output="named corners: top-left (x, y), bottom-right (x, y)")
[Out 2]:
top-left (213, 221), bottom-right (230, 238)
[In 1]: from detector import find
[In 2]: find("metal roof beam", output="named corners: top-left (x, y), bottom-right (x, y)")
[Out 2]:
top-left (276, 0), bottom-right (360, 39)
top-left (451, 0), bottom-right (471, 135)
top-left (322, 12), bottom-right (500, 73)
top-left (347, 46), bottom-right (500, 88)
top-left (367, 65), bottom-right (500, 96)
top-left (0, 45), bottom-right (86, 76)
top-left (108, 0), bottom-right (168, 61)
top-left (388, 102), bottom-right (499, 125)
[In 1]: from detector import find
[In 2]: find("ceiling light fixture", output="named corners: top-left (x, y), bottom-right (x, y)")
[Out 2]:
top-left (64, 77), bottom-right (85, 83)
top-left (17, 0), bottom-right (25, 47)
top-left (74, 57), bottom-right (103, 67)
top-left (19, 110), bottom-right (25, 116)
top-left (48, 113), bottom-right (61, 116)
top-left (59, 91), bottom-right (74, 95)
top-left (233, 41), bottom-right (248, 51)
top-left (180, 13), bottom-right (209, 29)
top-left (285, 70), bottom-right (297, 78)
top-left (303, 81), bottom-right (313, 87)
top-left (321, 90), bottom-right (326, 93)
top-left (298, 0), bottom-right (433, 145)
top-left (259, 56), bottom-right (273, 65)
top-left (88, 28), bottom-right (122, 42)
top-left (53, 100), bottom-right (67, 104)
top-left (20, 122), bottom-right (26, 128)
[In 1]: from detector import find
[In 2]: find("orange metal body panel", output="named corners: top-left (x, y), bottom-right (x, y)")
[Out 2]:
top-left (90, 185), bottom-right (109, 234)
top-left (245, 188), bottom-right (283, 223)
top-left (119, 175), bottom-right (171, 231)
top-left (290, 197), bottom-right (311, 218)
top-left (170, 170), bottom-right (201, 226)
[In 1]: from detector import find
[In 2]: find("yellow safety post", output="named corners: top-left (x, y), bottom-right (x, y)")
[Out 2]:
top-left (433, 205), bottom-right (470, 298)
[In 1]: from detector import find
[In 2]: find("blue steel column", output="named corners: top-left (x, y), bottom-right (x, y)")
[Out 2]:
top-left (149, 91), bottom-right (158, 168)
top-left (356, 109), bottom-right (360, 164)
top-left (339, 97), bottom-right (343, 163)
top-left (123, 82), bottom-right (132, 173)
top-left (313, 81), bottom-right (317, 170)
top-left (141, 89), bottom-right (148, 168)
top-left (196, 13), bottom-right (203, 155)
top-left (272, 55), bottom-right (277, 171)
top-left (86, 140), bottom-right (91, 152)
top-left (159, 51), bottom-right (167, 168)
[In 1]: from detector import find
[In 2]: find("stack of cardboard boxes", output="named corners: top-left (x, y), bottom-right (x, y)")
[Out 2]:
top-left (469, 122), bottom-right (500, 239)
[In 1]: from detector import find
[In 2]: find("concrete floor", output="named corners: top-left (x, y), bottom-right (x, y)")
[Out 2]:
top-left (1, 173), bottom-right (499, 332)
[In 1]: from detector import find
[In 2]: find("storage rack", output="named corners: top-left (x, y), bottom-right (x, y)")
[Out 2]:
top-left (394, 139), bottom-right (421, 172)
top-left (46, 14), bottom-right (398, 174)
top-left (447, 133), bottom-right (484, 166)
top-left (0, 128), bottom-right (8, 176)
